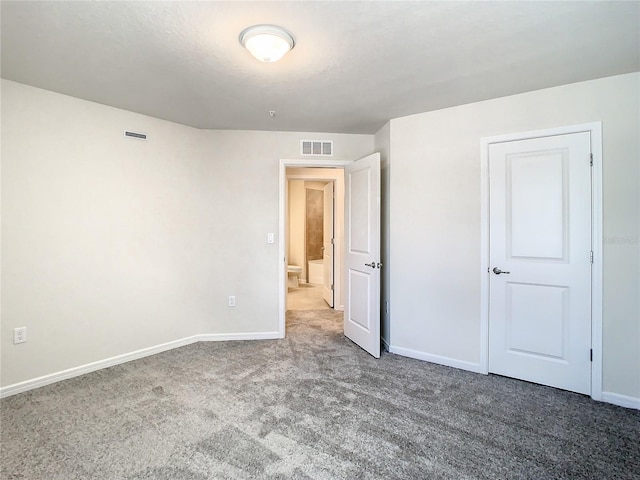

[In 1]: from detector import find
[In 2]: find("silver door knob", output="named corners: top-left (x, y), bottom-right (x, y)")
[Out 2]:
top-left (364, 262), bottom-right (376, 268)
top-left (492, 267), bottom-right (511, 275)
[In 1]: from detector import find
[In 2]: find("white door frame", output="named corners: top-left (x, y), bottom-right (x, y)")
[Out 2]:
top-left (479, 122), bottom-right (603, 401)
top-left (279, 159), bottom-right (351, 338)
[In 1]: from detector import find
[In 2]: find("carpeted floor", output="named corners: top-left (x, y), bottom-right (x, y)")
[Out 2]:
top-left (1, 310), bottom-right (639, 479)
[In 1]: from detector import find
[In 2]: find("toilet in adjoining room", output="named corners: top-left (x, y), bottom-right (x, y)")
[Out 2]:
top-left (287, 265), bottom-right (302, 288)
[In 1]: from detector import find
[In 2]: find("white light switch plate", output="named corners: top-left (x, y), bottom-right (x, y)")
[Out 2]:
top-left (267, 233), bottom-right (274, 244)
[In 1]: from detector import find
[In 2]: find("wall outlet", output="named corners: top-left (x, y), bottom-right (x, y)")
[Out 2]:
top-left (14, 326), bottom-right (27, 344)
top-left (228, 296), bottom-right (236, 307)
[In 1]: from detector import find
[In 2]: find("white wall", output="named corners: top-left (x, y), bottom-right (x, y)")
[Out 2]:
top-left (4, 74), bottom-right (637, 403)
top-left (374, 122), bottom-right (391, 347)
top-left (0, 79), bottom-right (373, 388)
top-left (389, 73), bottom-right (640, 400)
top-left (199, 133), bottom-right (366, 336)
top-left (1, 80), bottom-right (207, 387)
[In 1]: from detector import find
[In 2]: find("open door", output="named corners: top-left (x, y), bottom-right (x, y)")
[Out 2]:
top-left (344, 152), bottom-right (381, 358)
top-left (322, 182), bottom-right (334, 307)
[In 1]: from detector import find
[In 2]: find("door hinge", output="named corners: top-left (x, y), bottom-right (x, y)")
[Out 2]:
top-left (590, 349), bottom-right (593, 362)
top-left (590, 251), bottom-right (594, 263)
top-left (590, 153), bottom-right (593, 166)
top-left (331, 238), bottom-right (335, 245)
top-left (330, 284), bottom-right (334, 291)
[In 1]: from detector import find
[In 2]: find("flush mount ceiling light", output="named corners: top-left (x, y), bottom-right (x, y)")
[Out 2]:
top-left (239, 24), bottom-right (295, 63)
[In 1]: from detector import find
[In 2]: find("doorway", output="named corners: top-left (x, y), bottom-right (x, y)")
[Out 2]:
top-left (278, 160), bottom-right (350, 336)
top-left (278, 154), bottom-right (382, 357)
top-left (480, 122), bottom-right (603, 399)
top-left (286, 177), bottom-right (334, 311)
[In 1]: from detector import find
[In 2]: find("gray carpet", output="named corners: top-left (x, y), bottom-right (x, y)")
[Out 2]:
top-left (1, 310), bottom-right (639, 479)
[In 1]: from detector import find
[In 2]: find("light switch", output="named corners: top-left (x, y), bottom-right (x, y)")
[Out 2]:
top-left (267, 233), bottom-right (275, 244)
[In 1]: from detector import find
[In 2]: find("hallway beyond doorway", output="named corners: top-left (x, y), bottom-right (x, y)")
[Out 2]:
top-left (287, 284), bottom-right (331, 311)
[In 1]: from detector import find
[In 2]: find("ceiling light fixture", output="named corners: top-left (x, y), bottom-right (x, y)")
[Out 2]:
top-left (239, 25), bottom-right (295, 63)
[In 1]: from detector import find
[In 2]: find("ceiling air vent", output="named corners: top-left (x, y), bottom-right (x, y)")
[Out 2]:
top-left (301, 140), bottom-right (333, 157)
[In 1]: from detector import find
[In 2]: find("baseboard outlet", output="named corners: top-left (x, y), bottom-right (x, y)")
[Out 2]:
top-left (389, 345), bottom-right (484, 374)
top-left (0, 331), bottom-right (282, 399)
top-left (601, 392), bottom-right (640, 410)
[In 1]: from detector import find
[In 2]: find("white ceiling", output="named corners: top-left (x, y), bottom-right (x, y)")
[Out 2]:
top-left (2, 1), bottom-right (639, 134)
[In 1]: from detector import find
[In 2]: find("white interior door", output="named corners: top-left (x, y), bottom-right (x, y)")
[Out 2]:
top-left (344, 153), bottom-right (381, 358)
top-left (488, 132), bottom-right (592, 394)
top-left (322, 182), bottom-right (334, 307)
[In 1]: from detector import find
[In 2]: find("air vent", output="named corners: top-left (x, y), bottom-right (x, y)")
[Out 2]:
top-left (301, 140), bottom-right (332, 156)
top-left (124, 131), bottom-right (147, 140)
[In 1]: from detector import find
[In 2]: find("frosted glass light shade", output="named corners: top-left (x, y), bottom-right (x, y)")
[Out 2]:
top-left (239, 25), bottom-right (295, 63)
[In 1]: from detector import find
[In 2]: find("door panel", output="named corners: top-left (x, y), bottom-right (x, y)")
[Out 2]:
top-left (348, 168), bottom-right (371, 253)
top-left (345, 152), bottom-right (381, 358)
top-left (509, 151), bottom-right (567, 259)
top-left (348, 270), bottom-right (370, 329)
top-left (507, 283), bottom-right (567, 359)
top-left (489, 132), bottom-right (591, 394)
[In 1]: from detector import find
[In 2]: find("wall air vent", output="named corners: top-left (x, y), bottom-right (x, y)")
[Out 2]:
top-left (124, 131), bottom-right (147, 140)
top-left (301, 140), bottom-right (332, 157)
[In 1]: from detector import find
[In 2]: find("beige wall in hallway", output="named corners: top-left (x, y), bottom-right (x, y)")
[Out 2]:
top-left (287, 180), bottom-right (306, 280)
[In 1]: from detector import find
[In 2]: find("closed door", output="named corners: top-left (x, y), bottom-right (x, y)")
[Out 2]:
top-left (323, 182), bottom-right (334, 307)
top-left (344, 152), bottom-right (381, 358)
top-left (488, 132), bottom-right (592, 394)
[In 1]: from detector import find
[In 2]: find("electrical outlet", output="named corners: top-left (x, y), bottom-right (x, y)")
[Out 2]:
top-left (14, 326), bottom-right (27, 344)
top-left (228, 296), bottom-right (236, 307)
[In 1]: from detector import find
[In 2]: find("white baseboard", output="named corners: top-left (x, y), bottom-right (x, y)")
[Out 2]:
top-left (388, 347), bottom-right (640, 409)
top-left (601, 391), bottom-right (640, 410)
top-left (0, 335), bottom-right (200, 399)
top-left (0, 331), bottom-right (282, 399)
top-left (389, 345), bottom-right (484, 374)
top-left (199, 331), bottom-right (282, 342)
top-left (6, 333), bottom-right (635, 410)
